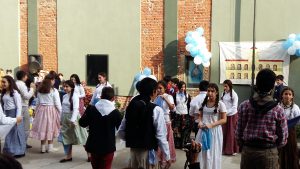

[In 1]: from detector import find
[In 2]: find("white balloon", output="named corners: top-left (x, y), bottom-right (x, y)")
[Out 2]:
top-left (203, 61), bottom-right (210, 67)
top-left (205, 52), bottom-right (212, 59)
top-left (185, 44), bottom-right (193, 51)
top-left (191, 31), bottom-right (200, 40)
top-left (138, 75), bottom-right (146, 81)
top-left (289, 33), bottom-right (297, 39)
top-left (194, 57), bottom-right (202, 65)
top-left (288, 46), bottom-right (296, 55)
top-left (147, 75), bottom-right (157, 81)
top-left (293, 41), bottom-right (300, 49)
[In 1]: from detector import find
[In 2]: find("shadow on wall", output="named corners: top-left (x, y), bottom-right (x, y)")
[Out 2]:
top-left (164, 40), bottom-right (178, 77)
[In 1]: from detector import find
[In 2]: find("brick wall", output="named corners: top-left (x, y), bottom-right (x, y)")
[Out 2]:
top-left (38, 0), bottom-right (57, 71)
top-left (20, 0), bottom-right (28, 71)
top-left (141, 0), bottom-right (165, 80)
top-left (177, 0), bottom-right (212, 81)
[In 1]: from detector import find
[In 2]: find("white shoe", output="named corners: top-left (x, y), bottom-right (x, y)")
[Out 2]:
top-left (47, 147), bottom-right (59, 152)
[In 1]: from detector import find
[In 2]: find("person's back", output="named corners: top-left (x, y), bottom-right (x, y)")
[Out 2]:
top-left (117, 77), bottom-right (171, 169)
top-left (125, 95), bottom-right (158, 149)
top-left (236, 69), bottom-right (288, 169)
top-left (79, 87), bottom-right (122, 169)
top-left (80, 103), bottom-right (121, 154)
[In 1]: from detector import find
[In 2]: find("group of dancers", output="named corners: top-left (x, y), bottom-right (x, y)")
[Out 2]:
top-left (0, 69), bottom-right (299, 169)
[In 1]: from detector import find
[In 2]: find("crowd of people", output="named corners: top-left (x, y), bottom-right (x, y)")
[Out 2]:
top-left (0, 68), bottom-right (298, 169)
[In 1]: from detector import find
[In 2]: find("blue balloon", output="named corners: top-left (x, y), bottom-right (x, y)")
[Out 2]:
top-left (296, 49), bottom-right (300, 57)
top-left (134, 73), bottom-right (141, 81)
top-left (283, 39), bottom-right (294, 50)
top-left (185, 36), bottom-right (193, 44)
top-left (296, 34), bottom-right (300, 41)
top-left (143, 67), bottom-right (151, 76)
top-left (190, 47), bottom-right (199, 57)
top-left (196, 27), bottom-right (204, 36)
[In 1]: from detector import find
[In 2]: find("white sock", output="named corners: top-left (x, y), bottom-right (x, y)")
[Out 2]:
top-left (48, 144), bottom-right (53, 150)
top-left (41, 144), bottom-right (46, 152)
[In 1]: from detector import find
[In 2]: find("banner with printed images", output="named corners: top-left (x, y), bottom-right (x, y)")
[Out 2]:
top-left (219, 41), bottom-right (290, 85)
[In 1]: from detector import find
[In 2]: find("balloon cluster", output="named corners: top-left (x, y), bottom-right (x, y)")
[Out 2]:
top-left (185, 27), bottom-right (212, 67)
top-left (282, 33), bottom-right (300, 57)
top-left (134, 67), bottom-right (157, 83)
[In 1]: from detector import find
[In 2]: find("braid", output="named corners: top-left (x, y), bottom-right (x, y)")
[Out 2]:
top-left (199, 95), bottom-right (208, 112)
top-left (69, 88), bottom-right (74, 111)
top-left (221, 91), bottom-right (225, 100)
top-left (184, 90), bottom-right (188, 102)
top-left (230, 88), bottom-right (233, 101)
top-left (214, 93), bottom-right (219, 114)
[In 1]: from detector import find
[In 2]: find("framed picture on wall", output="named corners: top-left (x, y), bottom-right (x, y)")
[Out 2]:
top-left (185, 55), bottom-right (203, 88)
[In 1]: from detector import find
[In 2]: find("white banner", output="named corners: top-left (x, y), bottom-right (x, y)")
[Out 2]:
top-left (219, 41), bottom-right (290, 85)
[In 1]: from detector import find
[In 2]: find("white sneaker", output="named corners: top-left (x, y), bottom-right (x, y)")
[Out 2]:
top-left (47, 147), bottom-right (59, 152)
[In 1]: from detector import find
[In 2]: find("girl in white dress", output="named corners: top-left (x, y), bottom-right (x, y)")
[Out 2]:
top-left (70, 74), bottom-right (85, 116)
top-left (196, 83), bottom-right (227, 169)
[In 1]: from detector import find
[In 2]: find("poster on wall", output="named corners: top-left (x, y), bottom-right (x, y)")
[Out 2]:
top-left (219, 41), bottom-right (290, 85)
top-left (185, 56), bottom-right (204, 88)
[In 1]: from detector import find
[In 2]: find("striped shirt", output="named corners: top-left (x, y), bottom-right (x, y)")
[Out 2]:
top-left (236, 100), bottom-right (288, 148)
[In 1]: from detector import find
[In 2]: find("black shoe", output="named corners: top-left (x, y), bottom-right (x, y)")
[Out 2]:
top-left (26, 144), bottom-right (32, 149)
top-left (59, 158), bottom-right (72, 163)
top-left (14, 154), bottom-right (25, 158)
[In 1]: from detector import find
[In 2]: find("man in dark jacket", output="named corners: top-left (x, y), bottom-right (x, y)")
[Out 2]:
top-left (79, 87), bottom-right (122, 169)
top-left (117, 77), bottom-right (171, 168)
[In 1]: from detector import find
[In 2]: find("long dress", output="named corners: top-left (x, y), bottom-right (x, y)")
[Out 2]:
top-left (278, 103), bottom-right (300, 169)
top-left (30, 88), bottom-right (62, 140)
top-left (2, 90), bottom-right (26, 156)
top-left (196, 101), bottom-right (226, 169)
top-left (60, 93), bottom-right (87, 145)
top-left (154, 93), bottom-right (176, 165)
top-left (221, 90), bottom-right (239, 155)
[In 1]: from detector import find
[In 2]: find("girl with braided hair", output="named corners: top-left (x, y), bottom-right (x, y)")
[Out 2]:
top-left (220, 80), bottom-right (239, 155)
top-left (59, 80), bottom-right (87, 163)
top-left (278, 87), bottom-right (300, 169)
top-left (196, 83), bottom-right (227, 169)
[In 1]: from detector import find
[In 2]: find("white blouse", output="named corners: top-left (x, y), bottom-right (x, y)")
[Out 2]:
top-left (175, 92), bottom-right (189, 115)
top-left (154, 93), bottom-right (174, 123)
top-left (90, 82), bottom-right (112, 104)
top-left (221, 89), bottom-right (238, 116)
top-left (74, 84), bottom-right (85, 98)
top-left (62, 93), bottom-right (79, 122)
top-left (281, 103), bottom-right (300, 120)
top-left (16, 80), bottom-right (34, 107)
top-left (2, 90), bottom-right (22, 117)
top-left (36, 88), bottom-right (62, 113)
top-left (189, 91), bottom-right (207, 123)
